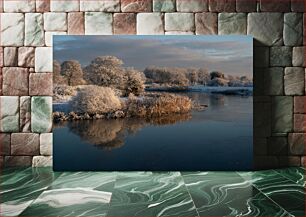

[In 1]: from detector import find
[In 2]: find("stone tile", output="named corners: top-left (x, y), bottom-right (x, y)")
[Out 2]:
top-left (294, 96), bottom-right (305, 113)
top-left (25, 13), bottom-right (44, 46)
top-left (291, 0), bottom-right (305, 12)
top-left (176, 0), bottom-right (208, 12)
top-left (40, 133), bottom-right (52, 155)
top-left (247, 13), bottom-right (283, 46)
top-left (254, 101), bottom-right (271, 137)
top-left (80, 0), bottom-right (120, 12)
top-left (268, 136), bottom-right (288, 155)
top-left (3, 47), bottom-right (18, 66)
top-left (85, 12), bottom-right (113, 35)
top-left (137, 13), bottom-right (164, 35)
top-left (195, 13), bottom-right (217, 35)
top-left (260, 0), bottom-right (290, 12)
top-left (50, 0), bottom-right (79, 12)
top-left (0, 133), bottom-right (11, 155)
top-left (264, 67), bottom-right (284, 95)
top-left (270, 46), bottom-right (292, 67)
top-left (208, 0), bottom-right (235, 12)
top-left (44, 12), bottom-right (67, 31)
top-left (236, 0), bottom-right (256, 12)
top-left (302, 157), bottom-right (305, 167)
top-left (114, 13), bottom-right (137, 34)
top-left (20, 96), bottom-right (31, 133)
top-left (35, 47), bottom-right (53, 72)
top-left (18, 47), bottom-right (35, 67)
top-left (218, 13), bottom-right (247, 35)
top-left (0, 68), bottom-right (2, 95)
top-left (4, 156), bottom-right (32, 167)
top-left (292, 47), bottom-right (305, 67)
top-left (304, 14), bottom-right (306, 46)
top-left (253, 137), bottom-right (267, 155)
top-left (153, 0), bottom-right (175, 12)
top-left (11, 133), bottom-right (39, 155)
top-left (165, 13), bottom-right (195, 31)
top-left (0, 96), bottom-right (19, 132)
top-left (272, 96), bottom-right (293, 133)
top-left (45, 32), bottom-right (67, 47)
top-left (254, 156), bottom-right (279, 170)
top-left (253, 68), bottom-right (265, 96)
top-left (278, 156), bottom-right (301, 167)
top-left (288, 133), bottom-right (305, 155)
top-left (29, 73), bottom-right (53, 96)
top-left (294, 114), bottom-right (306, 132)
top-left (121, 0), bottom-right (152, 12)
top-left (165, 31), bottom-right (195, 35)
top-left (254, 47), bottom-right (269, 67)
top-left (36, 0), bottom-right (50, 12)
top-left (0, 47), bottom-right (3, 67)
top-left (32, 156), bottom-right (53, 167)
top-left (2, 67), bottom-right (29, 96)
top-left (68, 12), bottom-right (84, 35)
top-left (0, 13), bottom-right (24, 46)
top-left (3, 0), bottom-right (35, 12)
top-left (284, 13), bottom-right (303, 46)
top-left (284, 67), bottom-right (305, 95)
top-left (31, 96), bottom-right (52, 133)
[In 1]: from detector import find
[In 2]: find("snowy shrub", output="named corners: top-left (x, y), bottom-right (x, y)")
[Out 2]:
top-left (70, 85), bottom-right (122, 114)
top-left (126, 93), bottom-right (191, 118)
top-left (53, 85), bottom-right (79, 102)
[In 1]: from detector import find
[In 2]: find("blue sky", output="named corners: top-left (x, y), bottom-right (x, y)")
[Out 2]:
top-left (54, 35), bottom-right (253, 77)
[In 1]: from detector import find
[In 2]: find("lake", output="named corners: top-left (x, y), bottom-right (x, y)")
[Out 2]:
top-left (53, 91), bottom-right (253, 171)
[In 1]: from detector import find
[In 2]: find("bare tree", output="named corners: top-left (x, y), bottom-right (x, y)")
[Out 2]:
top-left (61, 60), bottom-right (86, 86)
top-left (53, 60), bottom-right (68, 85)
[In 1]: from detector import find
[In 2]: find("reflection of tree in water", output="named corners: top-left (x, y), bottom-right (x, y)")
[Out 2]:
top-left (66, 114), bottom-right (191, 150)
top-left (209, 94), bottom-right (225, 107)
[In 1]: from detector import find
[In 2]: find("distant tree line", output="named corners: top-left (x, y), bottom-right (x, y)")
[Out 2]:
top-left (144, 66), bottom-right (252, 87)
top-left (53, 56), bottom-right (253, 94)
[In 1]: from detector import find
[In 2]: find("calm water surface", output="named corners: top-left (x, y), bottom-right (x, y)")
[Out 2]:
top-left (53, 92), bottom-right (253, 171)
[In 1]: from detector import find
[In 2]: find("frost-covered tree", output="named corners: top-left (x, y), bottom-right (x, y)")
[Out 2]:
top-left (197, 68), bottom-right (209, 85)
top-left (61, 60), bottom-right (86, 86)
top-left (124, 68), bottom-right (145, 96)
top-left (83, 56), bottom-right (125, 88)
top-left (53, 60), bottom-right (68, 85)
top-left (210, 71), bottom-right (225, 80)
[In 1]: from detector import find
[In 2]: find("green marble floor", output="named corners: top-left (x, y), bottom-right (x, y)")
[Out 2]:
top-left (0, 167), bottom-right (305, 216)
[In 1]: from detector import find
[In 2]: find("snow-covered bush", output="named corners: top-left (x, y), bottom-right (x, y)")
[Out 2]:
top-left (53, 85), bottom-right (79, 102)
top-left (70, 85), bottom-right (122, 114)
top-left (126, 93), bottom-right (191, 118)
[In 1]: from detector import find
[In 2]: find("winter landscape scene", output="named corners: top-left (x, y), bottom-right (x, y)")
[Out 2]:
top-left (53, 35), bottom-right (253, 171)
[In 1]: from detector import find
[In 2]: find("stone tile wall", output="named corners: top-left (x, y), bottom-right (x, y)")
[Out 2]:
top-left (0, 0), bottom-right (305, 169)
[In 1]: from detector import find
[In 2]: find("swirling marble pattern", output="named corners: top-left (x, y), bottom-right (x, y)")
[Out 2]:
top-left (0, 168), bottom-right (305, 216)
top-left (239, 170), bottom-right (305, 216)
top-left (0, 167), bottom-right (60, 216)
top-left (182, 172), bottom-right (291, 217)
